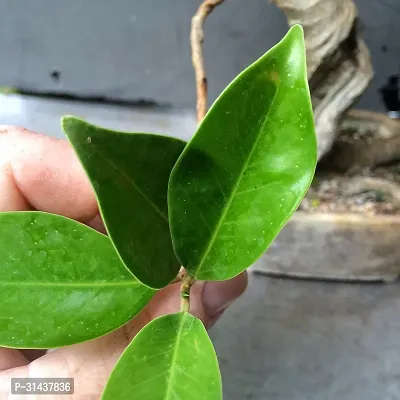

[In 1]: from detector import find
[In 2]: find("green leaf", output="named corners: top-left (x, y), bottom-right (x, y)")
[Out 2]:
top-left (102, 312), bottom-right (222, 400)
top-left (168, 25), bottom-right (317, 281)
top-left (0, 211), bottom-right (154, 348)
top-left (62, 117), bottom-right (186, 289)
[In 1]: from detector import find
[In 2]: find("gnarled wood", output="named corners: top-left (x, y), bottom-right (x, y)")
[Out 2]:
top-left (272, 0), bottom-right (373, 159)
top-left (321, 110), bottom-right (400, 172)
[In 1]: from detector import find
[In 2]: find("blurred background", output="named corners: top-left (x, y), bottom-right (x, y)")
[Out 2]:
top-left (1, 0), bottom-right (400, 399)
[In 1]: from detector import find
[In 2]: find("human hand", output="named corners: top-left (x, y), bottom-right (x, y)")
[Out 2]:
top-left (0, 126), bottom-right (247, 399)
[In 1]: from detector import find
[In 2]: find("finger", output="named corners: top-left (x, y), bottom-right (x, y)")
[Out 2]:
top-left (0, 127), bottom-right (99, 370)
top-left (87, 214), bottom-right (107, 234)
top-left (0, 273), bottom-right (248, 398)
top-left (201, 271), bottom-right (248, 325)
top-left (0, 126), bottom-right (97, 221)
top-left (141, 271), bottom-right (248, 329)
top-left (0, 348), bottom-right (29, 372)
top-left (20, 350), bottom-right (47, 362)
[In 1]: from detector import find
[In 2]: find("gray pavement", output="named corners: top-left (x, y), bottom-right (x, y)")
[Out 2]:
top-left (212, 275), bottom-right (400, 400)
top-left (2, 94), bottom-right (400, 400)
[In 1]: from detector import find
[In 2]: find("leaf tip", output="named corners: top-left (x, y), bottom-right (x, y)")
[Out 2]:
top-left (61, 115), bottom-right (80, 135)
top-left (288, 24), bottom-right (304, 36)
top-left (282, 24), bottom-right (308, 75)
top-left (284, 24), bottom-right (305, 50)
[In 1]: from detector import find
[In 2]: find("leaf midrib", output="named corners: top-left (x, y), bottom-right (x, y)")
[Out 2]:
top-left (194, 80), bottom-right (282, 277)
top-left (164, 313), bottom-right (186, 400)
top-left (88, 141), bottom-right (168, 223)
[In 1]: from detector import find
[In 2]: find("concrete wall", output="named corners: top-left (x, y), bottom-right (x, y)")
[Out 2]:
top-left (1, 0), bottom-right (399, 113)
top-left (0, 0), bottom-right (286, 107)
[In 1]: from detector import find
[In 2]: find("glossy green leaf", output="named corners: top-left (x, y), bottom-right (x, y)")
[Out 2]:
top-left (168, 25), bottom-right (317, 281)
top-left (0, 211), bottom-right (154, 348)
top-left (62, 117), bottom-right (186, 289)
top-left (102, 312), bottom-right (222, 400)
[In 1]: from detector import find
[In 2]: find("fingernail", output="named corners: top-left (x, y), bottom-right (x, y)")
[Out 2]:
top-left (201, 272), bottom-right (248, 317)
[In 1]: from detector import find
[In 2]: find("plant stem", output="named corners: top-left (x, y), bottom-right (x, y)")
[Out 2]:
top-left (190, 0), bottom-right (225, 123)
top-left (180, 0), bottom-right (222, 313)
top-left (180, 270), bottom-right (196, 313)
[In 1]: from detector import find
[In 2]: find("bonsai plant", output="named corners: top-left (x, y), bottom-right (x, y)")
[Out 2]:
top-left (0, 25), bottom-right (316, 399)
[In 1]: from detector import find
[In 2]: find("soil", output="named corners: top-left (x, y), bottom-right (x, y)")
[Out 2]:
top-left (299, 162), bottom-right (400, 215)
top-left (300, 111), bottom-right (400, 216)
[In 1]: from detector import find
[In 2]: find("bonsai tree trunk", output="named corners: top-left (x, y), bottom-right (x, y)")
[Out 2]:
top-left (272, 0), bottom-right (373, 159)
top-left (252, 0), bottom-right (400, 282)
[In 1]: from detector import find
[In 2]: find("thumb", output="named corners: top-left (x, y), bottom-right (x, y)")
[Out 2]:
top-left (201, 272), bottom-right (248, 326)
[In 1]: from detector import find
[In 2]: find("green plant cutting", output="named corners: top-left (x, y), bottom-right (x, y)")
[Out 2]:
top-left (0, 25), bottom-right (316, 399)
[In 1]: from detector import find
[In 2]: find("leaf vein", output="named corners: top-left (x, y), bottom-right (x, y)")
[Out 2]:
top-left (194, 83), bottom-right (281, 276)
top-left (89, 143), bottom-right (168, 223)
